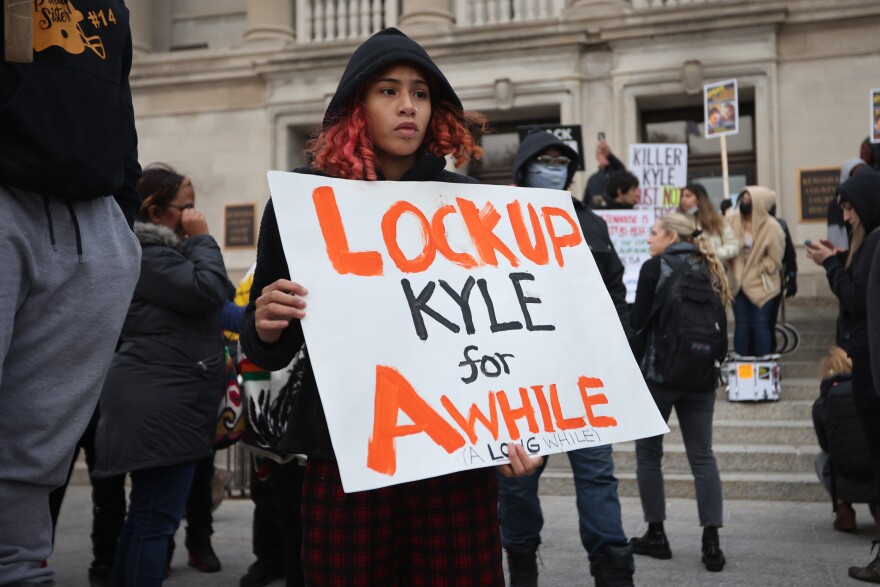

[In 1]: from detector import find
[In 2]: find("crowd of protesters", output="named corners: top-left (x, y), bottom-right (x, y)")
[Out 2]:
top-left (4, 8), bottom-right (880, 587)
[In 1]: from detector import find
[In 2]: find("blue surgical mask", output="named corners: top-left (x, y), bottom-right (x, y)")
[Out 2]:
top-left (525, 161), bottom-right (568, 190)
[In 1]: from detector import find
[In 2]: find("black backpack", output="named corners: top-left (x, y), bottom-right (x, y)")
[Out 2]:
top-left (650, 252), bottom-right (728, 392)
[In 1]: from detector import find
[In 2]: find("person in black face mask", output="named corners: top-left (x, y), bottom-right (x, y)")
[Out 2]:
top-left (726, 188), bottom-right (785, 357)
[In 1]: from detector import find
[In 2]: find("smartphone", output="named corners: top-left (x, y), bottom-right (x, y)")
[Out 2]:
top-left (597, 132), bottom-right (606, 142)
top-left (804, 239), bottom-right (813, 247)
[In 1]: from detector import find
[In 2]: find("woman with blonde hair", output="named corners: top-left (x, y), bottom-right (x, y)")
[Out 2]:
top-left (678, 183), bottom-right (739, 263)
top-left (727, 187), bottom-right (785, 356)
top-left (629, 212), bottom-right (730, 573)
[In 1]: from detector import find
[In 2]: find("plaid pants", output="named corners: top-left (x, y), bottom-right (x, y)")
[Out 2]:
top-left (301, 459), bottom-right (504, 587)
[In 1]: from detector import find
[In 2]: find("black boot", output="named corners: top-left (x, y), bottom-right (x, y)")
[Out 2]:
top-left (629, 522), bottom-right (672, 559)
top-left (701, 526), bottom-right (725, 572)
top-left (186, 531), bottom-right (222, 573)
top-left (590, 543), bottom-right (635, 587)
top-left (506, 540), bottom-right (539, 587)
top-left (239, 557), bottom-right (286, 587)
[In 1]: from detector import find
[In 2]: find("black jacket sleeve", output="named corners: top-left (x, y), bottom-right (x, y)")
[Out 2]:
top-left (868, 247), bottom-right (880, 392)
top-left (629, 257), bottom-right (661, 360)
top-left (112, 15), bottom-right (142, 228)
top-left (136, 235), bottom-right (230, 315)
top-left (822, 255), bottom-right (868, 320)
top-left (240, 198), bottom-right (307, 371)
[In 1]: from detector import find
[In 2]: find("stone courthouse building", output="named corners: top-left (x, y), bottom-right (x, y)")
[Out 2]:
top-left (127, 0), bottom-right (880, 291)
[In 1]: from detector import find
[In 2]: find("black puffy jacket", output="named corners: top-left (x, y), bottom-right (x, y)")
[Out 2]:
top-left (94, 222), bottom-right (231, 477)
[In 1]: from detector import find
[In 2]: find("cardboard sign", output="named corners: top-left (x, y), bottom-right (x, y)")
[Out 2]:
top-left (517, 125), bottom-right (585, 170)
top-left (594, 209), bottom-right (655, 304)
top-left (267, 172), bottom-right (668, 492)
top-left (872, 89), bottom-right (880, 144)
top-left (798, 167), bottom-right (841, 223)
top-left (704, 79), bottom-right (739, 138)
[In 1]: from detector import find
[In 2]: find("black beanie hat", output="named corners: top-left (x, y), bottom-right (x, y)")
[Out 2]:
top-left (323, 28), bottom-right (462, 124)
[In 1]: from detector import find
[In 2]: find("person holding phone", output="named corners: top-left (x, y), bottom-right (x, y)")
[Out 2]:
top-left (805, 171), bottom-right (880, 583)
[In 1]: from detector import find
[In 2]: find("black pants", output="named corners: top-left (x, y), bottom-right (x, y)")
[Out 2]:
top-left (850, 355), bottom-right (880, 502)
top-left (250, 458), bottom-right (306, 587)
top-left (185, 454), bottom-right (215, 544)
top-left (49, 407), bottom-right (126, 568)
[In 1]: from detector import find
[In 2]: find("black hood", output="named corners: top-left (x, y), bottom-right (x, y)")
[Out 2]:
top-left (838, 170), bottom-right (880, 233)
top-left (323, 28), bottom-right (462, 124)
top-left (513, 130), bottom-right (580, 188)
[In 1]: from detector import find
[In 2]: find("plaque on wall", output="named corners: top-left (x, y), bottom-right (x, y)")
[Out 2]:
top-left (224, 203), bottom-right (257, 248)
top-left (798, 167), bottom-right (840, 223)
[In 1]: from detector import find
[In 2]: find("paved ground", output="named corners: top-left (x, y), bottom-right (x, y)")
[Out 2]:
top-left (50, 486), bottom-right (879, 586)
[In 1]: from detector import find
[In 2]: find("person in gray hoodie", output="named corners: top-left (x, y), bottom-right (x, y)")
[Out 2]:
top-left (0, 3), bottom-right (141, 584)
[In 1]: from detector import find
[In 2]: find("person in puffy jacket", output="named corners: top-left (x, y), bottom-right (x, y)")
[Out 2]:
top-left (94, 164), bottom-right (232, 586)
top-left (727, 187), bottom-right (785, 356)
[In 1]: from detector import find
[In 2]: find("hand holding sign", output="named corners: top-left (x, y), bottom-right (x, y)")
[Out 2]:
top-left (254, 279), bottom-right (309, 343)
top-left (496, 444), bottom-right (543, 477)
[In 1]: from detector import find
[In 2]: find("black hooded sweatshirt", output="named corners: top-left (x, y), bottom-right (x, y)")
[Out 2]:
top-left (240, 29), bottom-right (476, 461)
top-left (513, 130), bottom-right (631, 340)
top-left (0, 1), bottom-right (140, 225)
top-left (822, 171), bottom-right (880, 357)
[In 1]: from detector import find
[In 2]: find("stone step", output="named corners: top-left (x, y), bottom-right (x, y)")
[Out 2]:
top-left (713, 397), bottom-right (813, 421)
top-left (537, 470), bottom-right (827, 502)
top-left (665, 419), bottom-right (816, 445)
top-left (779, 360), bottom-right (828, 379)
top-left (542, 442), bottom-right (817, 475)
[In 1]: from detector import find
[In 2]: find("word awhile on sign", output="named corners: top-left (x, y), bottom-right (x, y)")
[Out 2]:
top-left (366, 366), bottom-right (619, 476)
top-left (311, 186), bottom-right (583, 276)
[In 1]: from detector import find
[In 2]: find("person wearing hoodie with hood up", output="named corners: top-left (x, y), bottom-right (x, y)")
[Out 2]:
top-left (806, 170), bottom-right (880, 583)
top-left (497, 130), bottom-right (635, 587)
top-left (240, 28), bottom-right (540, 587)
top-left (726, 187), bottom-right (786, 357)
top-left (827, 158), bottom-right (868, 251)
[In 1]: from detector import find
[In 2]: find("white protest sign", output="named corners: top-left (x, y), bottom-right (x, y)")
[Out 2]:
top-left (704, 79), bottom-right (739, 139)
top-left (594, 209), bottom-right (655, 304)
top-left (629, 143), bottom-right (688, 218)
top-left (267, 172), bottom-right (668, 492)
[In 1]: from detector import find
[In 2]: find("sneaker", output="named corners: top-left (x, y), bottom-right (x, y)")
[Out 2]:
top-left (629, 525), bottom-right (672, 560)
top-left (506, 541), bottom-right (539, 587)
top-left (240, 558), bottom-right (286, 587)
top-left (591, 544), bottom-right (635, 587)
top-left (849, 540), bottom-right (880, 584)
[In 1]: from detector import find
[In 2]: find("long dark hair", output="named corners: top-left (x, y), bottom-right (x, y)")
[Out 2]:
top-left (136, 163), bottom-right (186, 222)
top-left (681, 183), bottom-right (725, 236)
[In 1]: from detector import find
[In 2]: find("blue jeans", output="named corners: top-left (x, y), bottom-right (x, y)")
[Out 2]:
top-left (497, 445), bottom-right (627, 559)
top-left (732, 291), bottom-right (774, 356)
top-left (114, 461), bottom-right (197, 587)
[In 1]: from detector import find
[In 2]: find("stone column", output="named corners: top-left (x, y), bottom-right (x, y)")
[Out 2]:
top-left (242, 0), bottom-right (295, 45)
top-left (126, 0), bottom-right (153, 54)
top-left (398, 0), bottom-right (453, 36)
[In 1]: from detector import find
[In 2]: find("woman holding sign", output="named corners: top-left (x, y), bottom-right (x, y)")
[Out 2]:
top-left (240, 28), bottom-right (540, 587)
top-left (630, 212), bottom-right (729, 573)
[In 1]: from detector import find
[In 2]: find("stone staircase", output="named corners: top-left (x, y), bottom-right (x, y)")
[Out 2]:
top-left (539, 297), bottom-right (838, 502)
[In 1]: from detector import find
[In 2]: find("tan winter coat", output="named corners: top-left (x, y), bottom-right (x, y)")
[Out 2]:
top-left (727, 186), bottom-right (786, 309)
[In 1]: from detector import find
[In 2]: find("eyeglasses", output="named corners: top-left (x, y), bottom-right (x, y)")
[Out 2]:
top-left (165, 203), bottom-right (195, 211)
top-left (535, 155), bottom-right (571, 167)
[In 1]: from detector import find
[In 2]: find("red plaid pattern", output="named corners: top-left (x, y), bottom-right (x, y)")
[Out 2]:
top-left (301, 459), bottom-right (503, 586)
